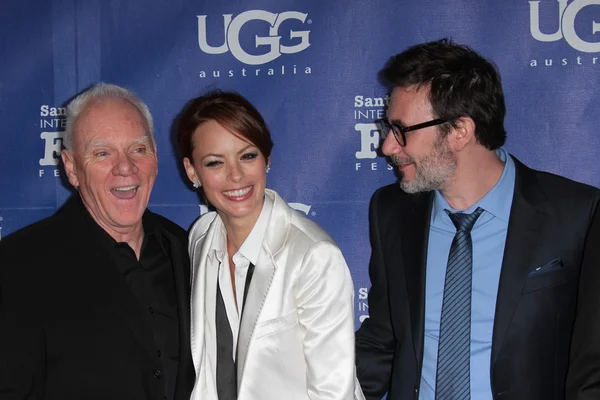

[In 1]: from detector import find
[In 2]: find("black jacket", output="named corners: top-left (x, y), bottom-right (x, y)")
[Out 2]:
top-left (356, 157), bottom-right (600, 400)
top-left (0, 195), bottom-right (195, 400)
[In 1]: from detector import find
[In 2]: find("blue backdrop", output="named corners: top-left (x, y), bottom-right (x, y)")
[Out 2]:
top-left (1, 0), bottom-right (599, 327)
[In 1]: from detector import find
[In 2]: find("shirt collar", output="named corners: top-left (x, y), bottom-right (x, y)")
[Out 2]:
top-left (237, 192), bottom-right (273, 265)
top-left (142, 210), bottom-right (167, 255)
top-left (432, 148), bottom-right (515, 223)
top-left (79, 195), bottom-right (120, 250)
top-left (77, 195), bottom-right (165, 255)
top-left (209, 192), bottom-right (273, 266)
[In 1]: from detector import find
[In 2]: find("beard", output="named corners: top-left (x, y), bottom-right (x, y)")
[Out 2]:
top-left (391, 135), bottom-right (457, 194)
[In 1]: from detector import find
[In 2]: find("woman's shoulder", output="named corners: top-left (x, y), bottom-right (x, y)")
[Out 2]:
top-left (188, 210), bottom-right (219, 242)
top-left (268, 188), bottom-right (338, 248)
top-left (287, 211), bottom-right (335, 245)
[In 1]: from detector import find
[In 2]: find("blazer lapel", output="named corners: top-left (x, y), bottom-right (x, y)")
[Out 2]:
top-left (165, 230), bottom-right (191, 345)
top-left (236, 190), bottom-right (285, 384)
top-left (161, 227), bottom-right (195, 395)
top-left (189, 214), bottom-right (218, 374)
top-left (400, 191), bottom-right (434, 368)
top-left (491, 158), bottom-right (549, 366)
top-left (236, 247), bottom-right (276, 381)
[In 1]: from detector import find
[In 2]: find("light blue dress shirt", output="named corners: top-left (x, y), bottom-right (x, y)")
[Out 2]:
top-left (419, 149), bottom-right (516, 400)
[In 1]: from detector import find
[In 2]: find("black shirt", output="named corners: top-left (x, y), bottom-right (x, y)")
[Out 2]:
top-left (85, 204), bottom-right (180, 400)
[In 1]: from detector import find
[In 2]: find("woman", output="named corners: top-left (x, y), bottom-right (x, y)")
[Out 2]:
top-left (176, 90), bottom-right (362, 400)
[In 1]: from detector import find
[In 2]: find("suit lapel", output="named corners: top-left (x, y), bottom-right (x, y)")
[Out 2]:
top-left (161, 226), bottom-right (195, 394)
top-left (236, 190), bottom-right (285, 384)
top-left (164, 230), bottom-right (191, 341)
top-left (236, 247), bottom-right (276, 381)
top-left (491, 158), bottom-right (549, 365)
top-left (189, 214), bottom-right (218, 375)
top-left (400, 191), bottom-right (434, 367)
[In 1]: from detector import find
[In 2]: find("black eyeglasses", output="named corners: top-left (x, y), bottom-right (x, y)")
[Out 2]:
top-left (376, 118), bottom-right (449, 147)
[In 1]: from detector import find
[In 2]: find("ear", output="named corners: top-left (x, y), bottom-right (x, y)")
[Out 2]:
top-left (449, 117), bottom-right (476, 152)
top-left (183, 157), bottom-right (199, 185)
top-left (61, 149), bottom-right (80, 188)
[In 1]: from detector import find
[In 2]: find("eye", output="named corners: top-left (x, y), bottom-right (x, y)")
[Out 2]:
top-left (95, 151), bottom-right (109, 157)
top-left (241, 152), bottom-right (258, 161)
top-left (133, 146), bottom-right (146, 154)
top-left (392, 122), bottom-right (406, 132)
top-left (205, 160), bottom-right (222, 168)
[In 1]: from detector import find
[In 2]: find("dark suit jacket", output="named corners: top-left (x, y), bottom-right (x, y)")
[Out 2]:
top-left (0, 196), bottom-right (195, 400)
top-left (355, 157), bottom-right (600, 400)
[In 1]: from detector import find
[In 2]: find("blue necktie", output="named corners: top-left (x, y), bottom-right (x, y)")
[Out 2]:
top-left (435, 207), bottom-right (484, 400)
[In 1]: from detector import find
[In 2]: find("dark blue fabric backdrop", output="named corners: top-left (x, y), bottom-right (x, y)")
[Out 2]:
top-left (1, 0), bottom-right (599, 326)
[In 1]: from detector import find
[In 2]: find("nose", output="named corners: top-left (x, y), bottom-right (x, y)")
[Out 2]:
top-left (228, 161), bottom-right (243, 183)
top-left (113, 152), bottom-right (138, 176)
top-left (381, 132), bottom-right (403, 157)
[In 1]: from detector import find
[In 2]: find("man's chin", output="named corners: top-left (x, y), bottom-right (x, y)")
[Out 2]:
top-left (397, 171), bottom-right (414, 193)
top-left (399, 180), bottom-right (420, 194)
top-left (399, 177), bottom-right (430, 194)
top-left (103, 204), bottom-right (147, 230)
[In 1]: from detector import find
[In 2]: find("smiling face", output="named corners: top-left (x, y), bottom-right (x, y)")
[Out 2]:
top-left (183, 119), bottom-right (267, 230)
top-left (382, 85), bottom-right (457, 193)
top-left (61, 99), bottom-right (158, 237)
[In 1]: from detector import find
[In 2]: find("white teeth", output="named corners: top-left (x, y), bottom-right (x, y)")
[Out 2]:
top-left (223, 186), bottom-right (251, 197)
top-left (113, 185), bottom-right (138, 192)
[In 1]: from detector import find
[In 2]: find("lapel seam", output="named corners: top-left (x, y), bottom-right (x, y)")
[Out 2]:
top-left (189, 221), bottom-right (216, 374)
top-left (491, 163), bottom-right (549, 369)
top-left (416, 193), bottom-right (433, 372)
top-left (237, 248), bottom-right (277, 384)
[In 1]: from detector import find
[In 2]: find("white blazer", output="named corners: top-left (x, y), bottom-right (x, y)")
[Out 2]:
top-left (189, 189), bottom-right (363, 400)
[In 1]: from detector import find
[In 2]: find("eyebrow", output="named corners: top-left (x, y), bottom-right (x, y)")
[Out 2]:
top-left (388, 118), bottom-right (406, 125)
top-left (134, 136), bottom-right (157, 151)
top-left (201, 144), bottom-right (256, 161)
top-left (84, 136), bottom-right (151, 150)
top-left (132, 136), bottom-right (152, 146)
top-left (85, 140), bottom-right (109, 150)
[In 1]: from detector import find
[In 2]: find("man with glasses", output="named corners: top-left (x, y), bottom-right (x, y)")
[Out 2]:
top-left (355, 39), bottom-right (600, 400)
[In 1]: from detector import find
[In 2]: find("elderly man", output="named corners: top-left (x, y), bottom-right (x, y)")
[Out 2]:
top-left (355, 39), bottom-right (600, 400)
top-left (0, 83), bottom-right (194, 400)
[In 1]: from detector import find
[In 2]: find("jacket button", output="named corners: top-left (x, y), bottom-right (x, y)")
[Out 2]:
top-left (154, 369), bottom-right (162, 379)
top-left (414, 386), bottom-right (419, 398)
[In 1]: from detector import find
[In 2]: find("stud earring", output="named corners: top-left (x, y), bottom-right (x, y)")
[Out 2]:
top-left (266, 165), bottom-right (271, 174)
top-left (193, 180), bottom-right (201, 189)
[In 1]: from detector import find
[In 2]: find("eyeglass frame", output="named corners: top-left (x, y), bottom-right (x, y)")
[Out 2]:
top-left (376, 117), bottom-right (451, 147)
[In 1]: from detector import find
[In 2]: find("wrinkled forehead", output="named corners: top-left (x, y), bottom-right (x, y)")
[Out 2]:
top-left (73, 99), bottom-right (153, 149)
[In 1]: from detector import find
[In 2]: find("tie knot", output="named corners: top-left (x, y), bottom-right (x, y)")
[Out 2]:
top-left (446, 207), bottom-right (484, 233)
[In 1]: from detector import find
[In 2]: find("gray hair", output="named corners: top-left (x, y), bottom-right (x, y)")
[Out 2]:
top-left (63, 83), bottom-right (155, 151)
